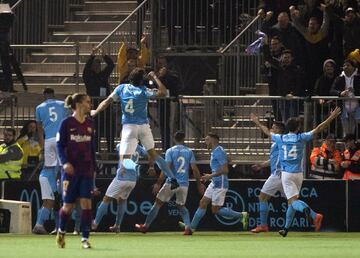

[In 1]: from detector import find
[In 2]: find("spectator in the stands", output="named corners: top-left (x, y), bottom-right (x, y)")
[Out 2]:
top-left (156, 55), bottom-right (181, 151)
top-left (330, 59), bottom-right (360, 136)
top-left (83, 47), bottom-right (114, 152)
top-left (257, 0), bottom-right (299, 26)
top-left (0, 128), bottom-right (23, 180)
top-left (294, 0), bottom-right (323, 26)
top-left (348, 48), bottom-right (360, 66)
top-left (341, 133), bottom-right (360, 180)
top-left (290, 4), bottom-right (330, 93)
top-left (16, 120), bottom-right (41, 169)
top-left (309, 134), bottom-right (342, 179)
top-left (314, 59), bottom-right (339, 133)
top-left (117, 36), bottom-right (149, 84)
top-left (343, 7), bottom-right (360, 57)
top-left (263, 12), bottom-right (305, 66)
top-left (262, 36), bottom-right (285, 121)
top-left (266, 49), bottom-right (305, 121)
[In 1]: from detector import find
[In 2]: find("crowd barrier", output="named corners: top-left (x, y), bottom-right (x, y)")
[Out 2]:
top-left (2, 179), bottom-right (359, 232)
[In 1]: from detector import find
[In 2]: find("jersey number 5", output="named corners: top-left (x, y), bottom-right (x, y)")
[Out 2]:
top-left (48, 106), bottom-right (58, 122)
top-left (125, 99), bottom-right (135, 114)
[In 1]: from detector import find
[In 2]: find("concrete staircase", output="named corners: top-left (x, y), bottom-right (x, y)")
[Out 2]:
top-left (13, 0), bottom-right (139, 95)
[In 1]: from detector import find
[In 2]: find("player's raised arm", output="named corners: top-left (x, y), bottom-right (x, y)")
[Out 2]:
top-left (311, 107), bottom-right (341, 135)
top-left (251, 113), bottom-right (271, 137)
top-left (90, 95), bottom-right (114, 117)
top-left (148, 71), bottom-right (167, 97)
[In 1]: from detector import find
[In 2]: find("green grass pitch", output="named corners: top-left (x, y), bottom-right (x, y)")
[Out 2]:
top-left (1, 232), bottom-right (360, 258)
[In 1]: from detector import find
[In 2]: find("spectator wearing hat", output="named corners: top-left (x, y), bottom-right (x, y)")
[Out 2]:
top-left (309, 134), bottom-right (342, 179)
top-left (341, 133), bottom-right (360, 180)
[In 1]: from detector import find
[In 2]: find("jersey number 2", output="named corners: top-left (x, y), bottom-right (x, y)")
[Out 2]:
top-left (177, 156), bottom-right (185, 173)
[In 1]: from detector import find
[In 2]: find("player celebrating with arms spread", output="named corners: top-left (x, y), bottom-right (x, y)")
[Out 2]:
top-left (253, 107), bottom-right (341, 237)
top-left (91, 68), bottom-right (179, 189)
top-left (56, 93), bottom-right (96, 249)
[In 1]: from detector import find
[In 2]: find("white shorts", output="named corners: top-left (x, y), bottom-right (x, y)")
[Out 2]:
top-left (120, 124), bottom-right (154, 155)
top-left (39, 176), bottom-right (55, 200)
top-left (156, 183), bottom-right (188, 206)
top-left (261, 172), bottom-right (285, 197)
top-left (281, 171), bottom-right (304, 200)
top-left (105, 178), bottom-right (136, 200)
top-left (44, 138), bottom-right (59, 167)
top-left (203, 182), bottom-right (227, 206)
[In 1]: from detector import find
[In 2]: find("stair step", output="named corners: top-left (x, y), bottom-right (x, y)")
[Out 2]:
top-left (84, 1), bottom-right (137, 12)
top-left (74, 10), bottom-right (131, 21)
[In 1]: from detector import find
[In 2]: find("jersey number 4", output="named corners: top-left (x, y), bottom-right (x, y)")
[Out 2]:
top-left (282, 145), bottom-right (298, 160)
top-left (125, 99), bottom-right (135, 114)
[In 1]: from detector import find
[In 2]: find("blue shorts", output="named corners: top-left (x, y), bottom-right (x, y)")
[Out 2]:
top-left (61, 173), bottom-right (93, 204)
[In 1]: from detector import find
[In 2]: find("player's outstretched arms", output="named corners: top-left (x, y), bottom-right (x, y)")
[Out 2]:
top-left (90, 96), bottom-right (114, 117)
top-left (250, 113), bottom-right (271, 136)
top-left (148, 71), bottom-right (167, 97)
top-left (311, 107), bottom-right (341, 135)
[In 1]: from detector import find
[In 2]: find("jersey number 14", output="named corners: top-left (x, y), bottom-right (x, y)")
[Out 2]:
top-left (282, 145), bottom-right (298, 160)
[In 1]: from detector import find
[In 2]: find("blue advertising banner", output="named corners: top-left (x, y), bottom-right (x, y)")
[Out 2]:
top-left (2, 179), bottom-right (348, 232)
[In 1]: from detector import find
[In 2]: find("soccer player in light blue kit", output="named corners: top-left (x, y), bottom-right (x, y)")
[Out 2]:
top-left (91, 68), bottom-right (179, 189)
top-left (188, 133), bottom-right (249, 234)
top-left (250, 117), bottom-right (286, 233)
top-left (257, 107), bottom-right (341, 237)
top-left (92, 142), bottom-right (154, 233)
top-left (135, 131), bottom-right (204, 235)
top-left (32, 88), bottom-right (69, 234)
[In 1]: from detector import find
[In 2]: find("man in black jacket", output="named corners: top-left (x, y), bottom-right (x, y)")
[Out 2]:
top-left (83, 48), bottom-right (114, 152)
top-left (330, 59), bottom-right (360, 137)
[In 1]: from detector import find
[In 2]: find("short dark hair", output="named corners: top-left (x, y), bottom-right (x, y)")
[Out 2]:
top-left (4, 128), bottom-right (16, 136)
top-left (207, 132), bottom-right (220, 141)
top-left (273, 121), bottom-right (286, 134)
top-left (43, 87), bottom-right (54, 95)
top-left (129, 68), bottom-right (146, 86)
top-left (344, 134), bottom-right (356, 142)
top-left (281, 49), bottom-right (293, 56)
top-left (285, 117), bottom-right (300, 132)
top-left (344, 58), bottom-right (356, 67)
top-left (271, 36), bottom-right (281, 42)
top-left (174, 131), bottom-right (185, 142)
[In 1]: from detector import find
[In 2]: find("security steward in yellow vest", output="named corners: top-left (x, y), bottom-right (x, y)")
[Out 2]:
top-left (0, 128), bottom-right (24, 179)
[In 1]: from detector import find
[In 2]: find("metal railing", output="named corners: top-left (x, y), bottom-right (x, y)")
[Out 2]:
top-left (1, 95), bottom-right (355, 164)
top-left (219, 15), bottom-right (263, 95)
top-left (10, 44), bottom-right (81, 90)
top-left (152, 0), bottom-right (258, 52)
top-left (10, 0), bottom-right (79, 44)
top-left (93, 0), bottom-right (151, 84)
